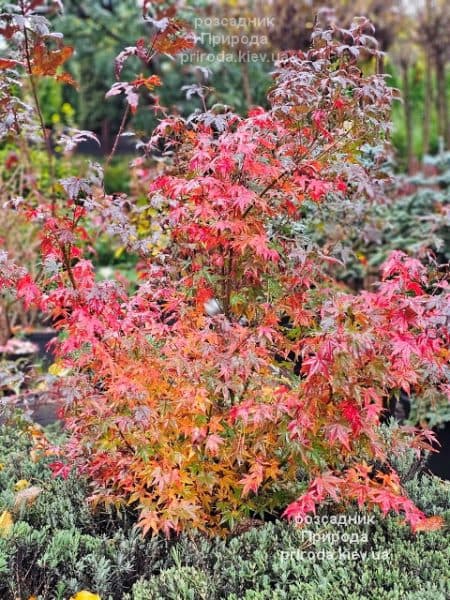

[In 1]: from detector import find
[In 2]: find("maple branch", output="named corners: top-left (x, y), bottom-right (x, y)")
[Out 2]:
top-left (242, 128), bottom-right (355, 220)
top-left (223, 248), bottom-right (234, 318)
top-left (227, 332), bottom-right (254, 361)
top-left (242, 170), bottom-right (290, 218)
top-left (105, 104), bottom-right (130, 168)
top-left (59, 243), bottom-right (78, 290)
top-left (20, 1), bottom-right (57, 214)
top-left (22, 32), bottom-right (51, 156)
top-left (203, 402), bottom-right (214, 452)
top-left (116, 424), bottom-right (136, 454)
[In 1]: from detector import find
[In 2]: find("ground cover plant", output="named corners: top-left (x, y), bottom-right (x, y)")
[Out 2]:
top-left (328, 150), bottom-right (450, 290)
top-left (0, 0), bottom-right (448, 553)
top-left (0, 420), bottom-right (449, 599)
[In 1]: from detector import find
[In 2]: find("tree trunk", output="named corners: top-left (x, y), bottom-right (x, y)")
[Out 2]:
top-left (402, 63), bottom-right (414, 173)
top-left (102, 118), bottom-right (111, 154)
top-left (0, 305), bottom-right (12, 346)
top-left (422, 49), bottom-right (432, 156)
top-left (435, 56), bottom-right (449, 150)
top-left (241, 60), bottom-right (253, 110)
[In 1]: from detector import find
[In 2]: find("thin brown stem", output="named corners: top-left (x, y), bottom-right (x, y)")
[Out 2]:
top-left (242, 129), bottom-right (354, 219)
top-left (20, 1), bottom-right (57, 213)
top-left (116, 424), bottom-right (136, 454)
top-left (223, 248), bottom-right (234, 317)
top-left (105, 104), bottom-right (130, 168)
top-left (242, 170), bottom-right (290, 218)
top-left (57, 241), bottom-right (78, 290)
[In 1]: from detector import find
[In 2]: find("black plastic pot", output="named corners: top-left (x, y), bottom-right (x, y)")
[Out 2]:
top-left (1, 391), bottom-right (62, 427)
top-left (25, 329), bottom-right (57, 367)
top-left (28, 394), bottom-right (61, 426)
top-left (427, 423), bottom-right (450, 481)
top-left (0, 339), bottom-right (38, 372)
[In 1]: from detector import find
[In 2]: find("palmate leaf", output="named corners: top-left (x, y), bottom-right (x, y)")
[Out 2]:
top-left (31, 41), bottom-right (76, 85)
top-left (58, 130), bottom-right (101, 154)
top-left (0, 58), bottom-right (23, 69)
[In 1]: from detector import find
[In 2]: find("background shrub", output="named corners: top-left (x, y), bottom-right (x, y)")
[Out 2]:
top-left (0, 422), bottom-right (448, 600)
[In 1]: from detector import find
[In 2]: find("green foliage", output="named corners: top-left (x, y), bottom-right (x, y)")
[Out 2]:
top-left (0, 422), bottom-right (171, 600)
top-left (103, 158), bottom-right (131, 195)
top-left (56, 0), bottom-right (271, 135)
top-left (37, 79), bottom-right (64, 126)
top-left (128, 567), bottom-right (209, 600)
top-left (0, 422), bottom-right (449, 600)
top-left (303, 149), bottom-right (450, 291)
top-left (409, 391), bottom-right (450, 429)
top-left (127, 511), bottom-right (450, 600)
top-left (387, 61), bottom-right (442, 163)
top-left (55, 0), bottom-right (141, 133)
top-left (0, 146), bottom-right (79, 194)
top-left (373, 152), bottom-right (450, 265)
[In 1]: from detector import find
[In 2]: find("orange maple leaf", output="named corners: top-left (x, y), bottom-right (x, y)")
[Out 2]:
top-left (153, 23), bottom-right (196, 56)
top-left (414, 515), bottom-right (445, 532)
top-left (31, 43), bottom-right (76, 86)
top-left (0, 58), bottom-right (23, 69)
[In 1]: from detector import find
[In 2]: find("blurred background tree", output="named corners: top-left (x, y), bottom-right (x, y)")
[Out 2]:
top-left (416, 0), bottom-right (450, 151)
top-left (1, 0), bottom-right (448, 167)
top-left (56, 0), bottom-right (152, 149)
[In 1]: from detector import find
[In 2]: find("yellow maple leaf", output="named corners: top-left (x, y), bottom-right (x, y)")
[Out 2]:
top-left (0, 510), bottom-right (13, 537)
top-left (48, 362), bottom-right (62, 376)
top-left (70, 592), bottom-right (101, 600)
top-left (114, 246), bottom-right (125, 259)
top-left (48, 362), bottom-right (70, 377)
top-left (15, 479), bottom-right (30, 491)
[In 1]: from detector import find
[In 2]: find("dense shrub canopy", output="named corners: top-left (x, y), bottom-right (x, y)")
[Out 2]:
top-left (0, 2), bottom-right (448, 536)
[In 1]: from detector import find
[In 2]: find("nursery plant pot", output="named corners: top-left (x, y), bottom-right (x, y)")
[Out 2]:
top-left (1, 391), bottom-right (62, 427)
top-left (0, 338), bottom-right (39, 367)
top-left (25, 329), bottom-right (57, 367)
top-left (427, 422), bottom-right (450, 481)
top-left (26, 392), bottom-right (61, 426)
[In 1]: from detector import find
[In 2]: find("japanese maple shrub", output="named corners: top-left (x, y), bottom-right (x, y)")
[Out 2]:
top-left (0, 3), bottom-right (448, 535)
